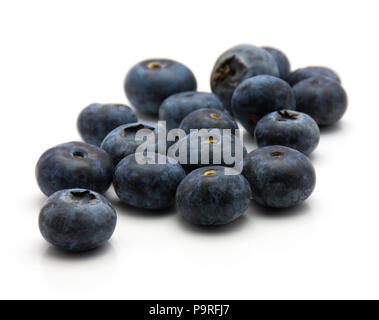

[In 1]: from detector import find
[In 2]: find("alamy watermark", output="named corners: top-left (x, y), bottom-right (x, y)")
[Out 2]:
top-left (133, 121), bottom-right (244, 175)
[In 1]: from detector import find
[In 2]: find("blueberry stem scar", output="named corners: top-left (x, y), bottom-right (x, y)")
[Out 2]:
top-left (123, 124), bottom-right (145, 136)
top-left (73, 151), bottom-right (85, 159)
top-left (142, 158), bottom-right (152, 163)
top-left (70, 190), bottom-right (97, 201)
top-left (210, 113), bottom-right (221, 119)
top-left (148, 62), bottom-right (163, 69)
top-left (213, 56), bottom-right (245, 85)
top-left (203, 170), bottom-right (217, 176)
top-left (276, 110), bottom-right (298, 121)
top-left (207, 138), bottom-right (218, 144)
top-left (271, 151), bottom-right (283, 159)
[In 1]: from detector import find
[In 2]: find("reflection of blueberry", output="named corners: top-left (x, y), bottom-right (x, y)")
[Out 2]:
top-left (243, 146), bottom-right (316, 208)
top-left (287, 66), bottom-right (340, 86)
top-left (101, 122), bottom-right (158, 165)
top-left (170, 130), bottom-right (247, 172)
top-left (255, 110), bottom-right (320, 155)
top-left (36, 142), bottom-right (113, 196)
top-left (159, 92), bottom-right (223, 131)
top-left (77, 103), bottom-right (137, 146)
top-left (263, 47), bottom-right (291, 80)
top-left (114, 153), bottom-right (186, 209)
top-left (39, 189), bottom-right (117, 252)
top-left (210, 44), bottom-right (279, 112)
top-left (293, 76), bottom-right (348, 126)
top-left (179, 108), bottom-right (238, 134)
top-left (231, 75), bottom-right (296, 135)
top-left (124, 59), bottom-right (197, 114)
top-left (176, 166), bottom-right (251, 225)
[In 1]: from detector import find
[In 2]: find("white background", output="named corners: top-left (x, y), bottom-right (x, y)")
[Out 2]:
top-left (1, 0), bottom-right (378, 300)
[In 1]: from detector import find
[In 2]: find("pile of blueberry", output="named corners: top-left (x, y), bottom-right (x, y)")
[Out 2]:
top-left (36, 44), bottom-right (347, 252)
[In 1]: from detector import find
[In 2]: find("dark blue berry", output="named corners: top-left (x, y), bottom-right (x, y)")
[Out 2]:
top-left (179, 108), bottom-right (238, 134)
top-left (255, 110), bottom-right (320, 155)
top-left (287, 66), bottom-right (340, 87)
top-left (263, 47), bottom-right (291, 80)
top-left (124, 59), bottom-right (197, 114)
top-left (77, 103), bottom-right (137, 146)
top-left (101, 122), bottom-right (159, 166)
top-left (243, 146), bottom-right (316, 208)
top-left (293, 76), bottom-right (347, 126)
top-left (176, 166), bottom-right (252, 225)
top-left (36, 142), bottom-right (113, 196)
top-left (231, 75), bottom-right (296, 135)
top-left (210, 44), bottom-right (279, 112)
top-left (159, 92), bottom-right (223, 131)
top-left (39, 189), bottom-right (117, 252)
top-left (114, 153), bottom-right (186, 209)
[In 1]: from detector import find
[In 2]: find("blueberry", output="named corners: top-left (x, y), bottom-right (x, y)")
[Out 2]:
top-left (231, 75), bottom-right (296, 135)
top-left (77, 103), bottom-right (137, 146)
top-left (243, 146), bottom-right (316, 208)
top-left (36, 142), bottom-right (113, 196)
top-left (159, 92), bottom-right (223, 131)
top-left (39, 189), bottom-right (117, 252)
top-left (255, 110), bottom-right (320, 155)
top-left (293, 76), bottom-right (348, 126)
top-left (179, 108), bottom-right (238, 134)
top-left (113, 153), bottom-right (186, 209)
top-left (101, 122), bottom-right (159, 166)
top-left (210, 44), bottom-right (279, 112)
top-left (262, 47), bottom-right (291, 80)
top-left (176, 166), bottom-right (252, 225)
top-left (287, 66), bottom-right (340, 87)
top-left (124, 59), bottom-right (197, 114)
top-left (169, 130), bottom-right (247, 173)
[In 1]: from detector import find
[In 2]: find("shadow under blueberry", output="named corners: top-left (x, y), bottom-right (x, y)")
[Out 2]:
top-left (176, 214), bottom-right (249, 235)
top-left (308, 151), bottom-right (320, 163)
top-left (31, 195), bottom-right (47, 208)
top-left (135, 110), bottom-right (159, 123)
top-left (249, 201), bottom-right (311, 219)
top-left (113, 200), bottom-right (177, 218)
top-left (242, 130), bottom-right (256, 148)
top-left (319, 121), bottom-right (344, 135)
top-left (43, 242), bottom-right (114, 261)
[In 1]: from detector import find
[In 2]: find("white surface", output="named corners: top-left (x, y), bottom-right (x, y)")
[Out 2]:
top-left (1, 0), bottom-right (378, 300)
